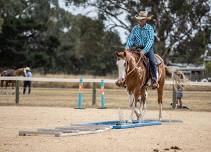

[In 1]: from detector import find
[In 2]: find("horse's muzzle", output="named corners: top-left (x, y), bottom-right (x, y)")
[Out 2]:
top-left (115, 79), bottom-right (126, 88)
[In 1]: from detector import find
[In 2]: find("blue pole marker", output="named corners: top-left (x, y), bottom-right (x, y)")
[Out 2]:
top-left (100, 80), bottom-right (105, 109)
top-left (77, 76), bottom-right (83, 109)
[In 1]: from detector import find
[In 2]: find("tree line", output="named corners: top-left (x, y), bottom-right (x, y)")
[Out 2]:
top-left (0, 0), bottom-right (210, 75)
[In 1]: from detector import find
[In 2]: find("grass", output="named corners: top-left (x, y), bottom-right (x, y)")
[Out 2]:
top-left (0, 87), bottom-right (211, 112)
top-left (1, 73), bottom-right (211, 111)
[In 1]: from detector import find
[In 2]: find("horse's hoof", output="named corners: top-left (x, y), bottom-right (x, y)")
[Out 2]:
top-left (128, 119), bottom-right (133, 124)
top-left (151, 82), bottom-right (159, 89)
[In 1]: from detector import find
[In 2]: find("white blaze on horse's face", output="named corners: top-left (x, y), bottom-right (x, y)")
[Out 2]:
top-left (116, 58), bottom-right (126, 80)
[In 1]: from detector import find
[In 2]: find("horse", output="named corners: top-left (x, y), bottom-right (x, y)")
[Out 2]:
top-left (0, 68), bottom-right (4, 74)
top-left (0, 68), bottom-right (26, 89)
top-left (115, 50), bottom-right (165, 121)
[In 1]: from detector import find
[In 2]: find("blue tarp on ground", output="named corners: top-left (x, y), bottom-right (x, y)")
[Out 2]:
top-left (82, 120), bottom-right (162, 129)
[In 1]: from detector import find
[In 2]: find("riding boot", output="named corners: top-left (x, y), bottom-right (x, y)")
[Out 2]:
top-left (151, 77), bottom-right (158, 89)
top-left (145, 48), bottom-right (158, 89)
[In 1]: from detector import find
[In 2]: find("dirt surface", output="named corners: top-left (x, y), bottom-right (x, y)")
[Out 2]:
top-left (0, 106), bottom-right (211, 152)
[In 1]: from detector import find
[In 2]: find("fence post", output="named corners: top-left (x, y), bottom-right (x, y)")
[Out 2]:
top-left (92, 82), bottom-right (96, 106)
top-left (172, 85), bottom-right (176, 108)
top-left (77, 76), bottom-right (83, 109)
top-left (15, 80), bottom-right (19, 104)
top-left (100, 80), bottom-right (105, 109)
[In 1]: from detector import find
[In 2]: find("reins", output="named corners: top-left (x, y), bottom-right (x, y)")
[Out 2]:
top-left (125, 53), bottom-right (142, 77)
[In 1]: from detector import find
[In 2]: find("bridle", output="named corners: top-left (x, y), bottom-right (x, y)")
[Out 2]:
top-left (125, 52), bottom-right (142, 78)
top-left (117, 52), bottom-right (143, 86)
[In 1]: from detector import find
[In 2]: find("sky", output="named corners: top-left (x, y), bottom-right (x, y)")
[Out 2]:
top-left (58, 0), bottom-right (129, 43)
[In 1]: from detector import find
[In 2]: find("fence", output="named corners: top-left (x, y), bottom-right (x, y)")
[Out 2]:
top-left (1, 76), bottom-right (211, 108)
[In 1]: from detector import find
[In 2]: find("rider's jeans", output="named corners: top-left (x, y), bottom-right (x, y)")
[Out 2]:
top-left (145, 47), bottom-right (158, 81)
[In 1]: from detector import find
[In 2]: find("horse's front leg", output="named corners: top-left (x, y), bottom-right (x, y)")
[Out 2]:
top-left (134, 98), bottom-right (141, 120)
top-left (134, 88), bottom-right (148, 120)
top-left (127, 92), bottom-right (135, 123)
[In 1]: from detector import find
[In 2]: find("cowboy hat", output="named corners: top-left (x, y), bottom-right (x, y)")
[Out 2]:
top-left (135, 11), bottom-right (153, 20)
top-left (25, 67), bottom-right (31, 71)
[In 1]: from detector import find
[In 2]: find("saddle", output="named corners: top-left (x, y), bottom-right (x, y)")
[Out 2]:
top-left (142, 54), bottom-right (162, 87)
top-left (131, 47), bottom-right (162, 65)
top-left (155, 55), bottom-right (162, 65)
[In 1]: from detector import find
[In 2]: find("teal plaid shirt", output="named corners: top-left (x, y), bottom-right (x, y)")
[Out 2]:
top-left (125, 23), bottom-right (154, 53)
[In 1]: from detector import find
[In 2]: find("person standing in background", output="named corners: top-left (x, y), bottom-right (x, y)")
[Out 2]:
top-left (173, 70), bottom-right (185, 109)
top-left (23, 67), bottom-right (32, 95)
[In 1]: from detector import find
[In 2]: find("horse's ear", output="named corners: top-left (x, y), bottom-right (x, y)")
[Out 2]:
top-left (115, 51), bottom-right (119, 57)
top-left (116, 51), bottom-right (125, 57)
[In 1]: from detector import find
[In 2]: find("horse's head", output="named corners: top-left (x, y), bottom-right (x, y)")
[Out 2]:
top-left (15, 68), bottom-right (26, 76)
top-left (116, 51), bottom-right (127, 81)
top-left (115, 50), bottom-right (147, 87)
top-left (116, 51), bottom-right (142, 79)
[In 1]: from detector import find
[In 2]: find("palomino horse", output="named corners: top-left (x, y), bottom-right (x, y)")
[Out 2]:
top-left (0, 68), bottom-right (26, 89)
top-left (115, 51), bottom-right (165, 120)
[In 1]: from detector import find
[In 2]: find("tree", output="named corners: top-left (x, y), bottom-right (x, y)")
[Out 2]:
top-left (55, 15), bottom-right (122, 75)
top-left (0, 0), bottom-right (60, 71)
top-left (171, 28), bottom-right (210, 64)
top-left (0, 0), bottom-right (125, 75)
top-left (0, 18), bottom-right (3, 32)
top-left (65, 0), bottom-right (210, 63)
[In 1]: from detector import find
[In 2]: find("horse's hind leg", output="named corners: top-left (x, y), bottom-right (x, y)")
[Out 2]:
top-left (140, 90), bottom-right (148, 117)
top-left (11, 82), bottom-right (15, 95)
top-left (5, 81), bottom-right (9, 95)
top-left (0, 80), bottom-right (3, 94)
top-left (157, 83), bottom-right (164, 120)
top-left (127, 92), bottom-right (135, 122)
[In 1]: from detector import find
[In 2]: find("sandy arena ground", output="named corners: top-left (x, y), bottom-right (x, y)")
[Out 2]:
top-left (0, 106), bottom-right (211, 152)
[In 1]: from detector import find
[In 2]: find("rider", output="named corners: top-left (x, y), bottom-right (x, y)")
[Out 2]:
top-left (124, 11), bottom-right (158, 89)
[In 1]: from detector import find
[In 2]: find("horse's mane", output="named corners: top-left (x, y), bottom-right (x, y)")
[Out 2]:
top-left (127, 51), bottom-right (146, 64)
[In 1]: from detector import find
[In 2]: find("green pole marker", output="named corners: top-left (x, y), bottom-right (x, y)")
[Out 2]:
top-left (77, 76), bottom-right (83, 109)
top-left (100, 80), bottom-right (105, 109)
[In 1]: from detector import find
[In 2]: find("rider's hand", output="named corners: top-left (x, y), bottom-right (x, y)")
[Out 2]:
top-left (125, 48), bottom-right (130, 52)
top-left (140, 50), bottom-right (145, 56)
